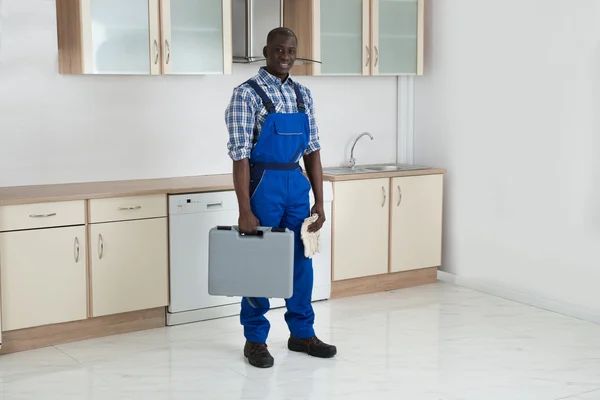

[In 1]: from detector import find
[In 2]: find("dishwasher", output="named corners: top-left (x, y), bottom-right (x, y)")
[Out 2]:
top-left (168, 190), bottom-right (242, 326)
top-left (167, 184), bottom-right (333, 326)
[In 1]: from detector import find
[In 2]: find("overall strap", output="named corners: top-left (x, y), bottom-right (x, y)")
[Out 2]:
top-left (245, 79), bottom-right (276, 114)
top-left (293, 83), bottom-right (306, 113)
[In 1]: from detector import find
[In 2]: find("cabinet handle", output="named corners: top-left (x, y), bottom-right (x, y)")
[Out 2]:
top-left (165, 39), bottom-right (171, 65)
top-left (397, 185), bottom-right (402, 206)
top-left (29, 213), bottom-right (56, 218)
top-left (374, 46), bottom-right (379, 67)
top-left (154, 39), bottom-right (159, 65)
top-left (98, 234), bottom-right (104, 260)
top-left (365, 45), bottom-right (370, 67)
top-left (118, 205), bottom-right (142, 211)
top-left (381, 186), bottom-right (387, 207)
top-left (74, 237), bottom-right (80, 263)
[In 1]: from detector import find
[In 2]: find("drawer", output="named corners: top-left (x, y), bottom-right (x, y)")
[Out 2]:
top-left (90, 194), bottom-right (167, 223)
top-left (0, 200), bottom-right (85, 232)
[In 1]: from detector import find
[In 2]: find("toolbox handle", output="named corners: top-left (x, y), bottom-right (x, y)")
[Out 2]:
top-left (240, 230), bottom-right (264, 237)
top-left (218, 225), bottom-right (286, 236)
top-left (227, 225), bottom-right (265, 238)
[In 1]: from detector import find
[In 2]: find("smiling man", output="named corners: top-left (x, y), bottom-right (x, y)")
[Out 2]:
top-left (225, 27), bottom-right (337, 368)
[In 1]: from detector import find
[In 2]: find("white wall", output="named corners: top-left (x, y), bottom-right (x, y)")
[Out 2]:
top-left (0, 0), bottom-right (398, 187)
top-left (415, 1), bottom-right (600, 320)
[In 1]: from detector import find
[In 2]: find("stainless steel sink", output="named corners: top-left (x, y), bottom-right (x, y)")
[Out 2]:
top-left (321, 167), bottom-right (371, 175)
top-left (323, 163), bottom-right (430, 175)
top-left (362, 163), bottom-right (429, 172)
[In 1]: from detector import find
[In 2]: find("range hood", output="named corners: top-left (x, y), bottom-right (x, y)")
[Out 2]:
top-left (232, 0), bottom-right (321, 65)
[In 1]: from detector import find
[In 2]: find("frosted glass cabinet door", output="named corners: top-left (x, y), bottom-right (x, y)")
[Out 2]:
top-left (372, 0), bottom-right (424, 75)
top-left (85, 0), bottom-right (160, 74)
top-left (161, 0), bottom-right (231, 75)
top-left (320, 0), bottom-right (370, 75)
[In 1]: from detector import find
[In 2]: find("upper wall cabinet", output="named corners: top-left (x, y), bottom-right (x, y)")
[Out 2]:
top-left (287, 0), bottom-right (424, 76)
top-left (55, 0), bottom-right (232, 75)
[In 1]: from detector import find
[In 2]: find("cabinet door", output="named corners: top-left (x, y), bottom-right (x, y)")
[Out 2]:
top-left (82, 0), bottom-right (161, 74)
top-left (161, 0), bottom-right (232, 75)
top-left (0, 226), bottom-right (87, 331)
top-left (371, 0), bottom-right (424, 75)
top-left (332, 178), bottom-right (389, 281)
top-left (90, 218), bottom-right (168, 317)
top-left (319, 0), bottom-right (371, 75)
top-left (390, 174), bottom-right (443, 272)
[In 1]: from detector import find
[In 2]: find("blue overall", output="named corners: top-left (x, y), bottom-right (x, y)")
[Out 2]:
top-left (240, 78), bottom-right (315, 343)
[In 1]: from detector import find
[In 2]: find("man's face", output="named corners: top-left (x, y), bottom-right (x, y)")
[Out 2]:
top-left (263, 34), bottom-right (297, 78)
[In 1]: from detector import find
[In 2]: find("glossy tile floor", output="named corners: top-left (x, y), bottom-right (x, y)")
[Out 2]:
top-left (1, 283), bottom-right (600, 400)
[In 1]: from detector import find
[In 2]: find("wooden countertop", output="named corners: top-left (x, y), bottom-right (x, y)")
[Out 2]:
top-left (0, 167), bottom-right (445, 206)
top-left (0, 174), bottom-right (235, 206)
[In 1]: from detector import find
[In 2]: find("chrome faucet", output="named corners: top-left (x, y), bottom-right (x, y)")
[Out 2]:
top-left (349, 132), bottom-right (374, 170)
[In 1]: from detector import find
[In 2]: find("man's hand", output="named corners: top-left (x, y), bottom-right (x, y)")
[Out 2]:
top-left (232, 159), bottom-right (259, 234)
top-left (308, 203), bottom-right (325, 233)
top-left (238, 209), bottom-right (260, 234)
top-left (303, 150), bottom-right (325, 233)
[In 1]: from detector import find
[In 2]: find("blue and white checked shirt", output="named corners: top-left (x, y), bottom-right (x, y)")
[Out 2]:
top-left (225, 67), bottom-right (321, 161)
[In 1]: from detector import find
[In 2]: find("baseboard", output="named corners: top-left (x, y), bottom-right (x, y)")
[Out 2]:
top-left (0, 307), bottom-right (166, 355)
top-left (436, 271), bottom-right (600, 325)
top-left (167, 286), bottom-right (332, 326)
top-left (331, 267), bottom-right (437, 299)
top-left (436, 270), bottom-right (457, 284)
top-left (167, 303), bottom-right (241, 326)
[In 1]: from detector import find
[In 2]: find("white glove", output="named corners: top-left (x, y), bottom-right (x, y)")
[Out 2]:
top-left (300, 213), bottom-right (321, 259)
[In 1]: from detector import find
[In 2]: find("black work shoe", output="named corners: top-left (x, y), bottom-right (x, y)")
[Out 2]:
top-left (288, 335), bottom-right (337, 358)
top-left (244, 341), bottom-right (274, 368)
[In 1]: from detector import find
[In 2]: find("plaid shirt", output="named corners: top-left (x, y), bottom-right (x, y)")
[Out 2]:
top-left (225, 67), bottom-right (321, 161)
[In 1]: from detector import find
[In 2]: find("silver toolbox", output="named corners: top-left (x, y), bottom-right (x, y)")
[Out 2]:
top-left (208, 226), bottom-right (294, 299)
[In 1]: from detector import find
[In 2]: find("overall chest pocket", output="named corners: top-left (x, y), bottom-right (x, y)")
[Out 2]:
top-left (270, 116), bottom-right (309, 161)
top-left (273, 118), bottom-right (305, 136)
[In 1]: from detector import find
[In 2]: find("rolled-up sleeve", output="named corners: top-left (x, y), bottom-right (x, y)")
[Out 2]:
top-left (225, 86), bottom-right (256, 161)
top-left (304, 87), bottom-right (321, 155)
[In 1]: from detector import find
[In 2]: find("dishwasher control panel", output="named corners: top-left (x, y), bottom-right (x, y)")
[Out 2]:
top-left (168, 191), bottom-right (238, 215)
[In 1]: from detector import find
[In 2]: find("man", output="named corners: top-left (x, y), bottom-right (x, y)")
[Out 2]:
top-left (225, 27), bottom-right (337, 368)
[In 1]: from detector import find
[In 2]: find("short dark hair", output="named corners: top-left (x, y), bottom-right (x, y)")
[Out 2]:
top-left (266, 27), bottom-right (297, 45)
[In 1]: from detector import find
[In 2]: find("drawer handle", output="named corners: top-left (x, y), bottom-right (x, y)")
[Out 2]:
top-left (207, 202), bottom-right (223, 208)
top-left (98, 234), bottom-right (104, 259)
top-left (165, 39), bottom-right (171, 64)
top-left (397, 185), bottom-right (403, 206)
top-left (381, 186), bottom-right (387, 207)
top-left (154, 39), bottom-right (159, 65)
top-left (74, 236), bottom-right (80, 263)
top-left (29, 213), bottom-right (57, 218)
top-left (118, 206), bottom-right (142, 211)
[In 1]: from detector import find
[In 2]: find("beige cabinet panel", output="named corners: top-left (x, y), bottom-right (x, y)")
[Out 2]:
top-left (89, 194), bottom-right (167, 223)
top-left (332, 178), bottom-right (389, 281)
top-left (0, 200), bottom-right (85, 232)
top-left (0, 226), bottom-right (87, 331)
top-left (90, 218), bottom-right (168, 317)
top-left (390, 174), bottom-right (443, 272)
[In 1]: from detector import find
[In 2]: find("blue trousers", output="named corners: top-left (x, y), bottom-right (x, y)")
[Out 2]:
top-left (240, 169), bottom-right (315, 343)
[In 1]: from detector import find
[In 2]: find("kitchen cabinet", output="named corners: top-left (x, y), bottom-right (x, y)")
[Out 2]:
top-left (331, 173), bottom-right (443, 282)
top-left (332, 178), bottom-right (390, 280)
top-left (0, 202), bottom-right (87, 331)
top-left (286, 0), bottom-right (424, 76)
top-left (90, 218), bottom-right (168, 317)
top-left (390, 174), bottom-right (443, 272)
top-left (56, 0), bottom-right (232, 75)
top-left (371, 0), bottom-right (424, 75)
top-left (161, 0), bottom-right (232, 75)
top-left (89, 195), bottom-right (169, 317)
